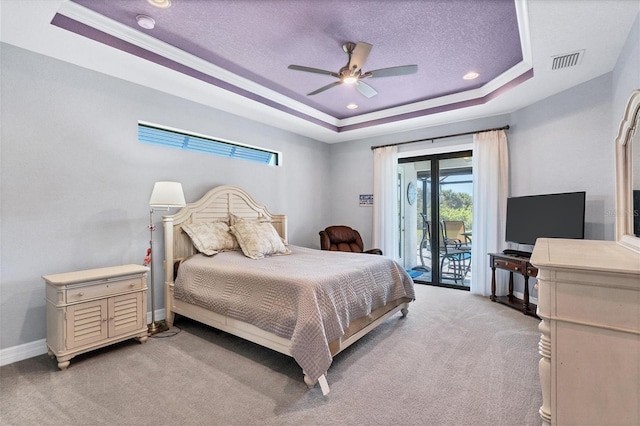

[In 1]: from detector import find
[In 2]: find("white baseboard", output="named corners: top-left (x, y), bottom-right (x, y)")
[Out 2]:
top-left (0, 308), bottom-right (166, 367)
top-left (0, 338), bottom-right (48, 367)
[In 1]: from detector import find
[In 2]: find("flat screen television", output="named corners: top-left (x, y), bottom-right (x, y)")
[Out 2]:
top-left (505, 191), bottom-right (586, 246)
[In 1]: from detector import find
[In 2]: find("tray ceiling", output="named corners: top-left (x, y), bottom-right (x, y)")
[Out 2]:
top-left (1, 0), bottom-right (637, 142)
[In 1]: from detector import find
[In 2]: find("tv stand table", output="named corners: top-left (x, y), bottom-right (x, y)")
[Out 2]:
top-left (488, 253), bottom-right (538, 317)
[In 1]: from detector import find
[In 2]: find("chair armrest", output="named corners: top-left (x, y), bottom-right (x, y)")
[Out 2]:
top-left (445, 238), bottom-right (463, 248)
top-left (364, 248), bottom-right (383, 255)
top-left (319, 230), bottom-right (331, 250)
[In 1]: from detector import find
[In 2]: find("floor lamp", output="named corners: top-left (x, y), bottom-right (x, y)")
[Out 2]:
top-left (147, 181), bottom-right (186, 334)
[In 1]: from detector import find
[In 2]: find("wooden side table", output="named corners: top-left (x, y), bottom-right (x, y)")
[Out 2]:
top-left (488, 253), bottom-right (538, 317)
top-left (44, 264), bottom-right (149, 370)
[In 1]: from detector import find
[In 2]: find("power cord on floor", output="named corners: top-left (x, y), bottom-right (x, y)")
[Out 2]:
top-left (150, 325), bottom-right (182, 338)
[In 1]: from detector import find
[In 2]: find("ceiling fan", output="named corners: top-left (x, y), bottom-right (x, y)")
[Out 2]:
top-left (288, 41), bottom-right (418, 98)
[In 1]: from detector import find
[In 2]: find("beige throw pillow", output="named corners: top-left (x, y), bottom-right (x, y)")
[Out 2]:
top-left (181, 221), bottom-right (239, 256)
top-left (230, 217), bottom-right (291, 259)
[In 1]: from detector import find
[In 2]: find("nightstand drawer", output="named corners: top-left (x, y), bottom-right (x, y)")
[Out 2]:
top-left (66, 277), bottom-right (143, 303)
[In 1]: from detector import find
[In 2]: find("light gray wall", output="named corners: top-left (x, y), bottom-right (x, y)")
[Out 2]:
top-left (0, 44), bottom-right (330, 350)
top-left (509, 72), bottom-right (614, 244)
top-left (612, 10), bottom-right (640, 130)
top-left (510, 9), bottom-right (639, 251)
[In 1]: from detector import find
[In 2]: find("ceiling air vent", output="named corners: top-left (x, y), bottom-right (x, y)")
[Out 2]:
top-left (551, 50), bottom-right (584, 70)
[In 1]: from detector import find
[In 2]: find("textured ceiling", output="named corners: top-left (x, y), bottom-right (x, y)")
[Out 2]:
top-left (2, 0), bottom-right (636, 142)
top-left (54, 0), bottom-right (526, 120)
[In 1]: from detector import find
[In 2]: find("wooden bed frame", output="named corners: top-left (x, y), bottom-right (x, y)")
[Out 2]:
top-left (162, 185), bottom-right (411, 395)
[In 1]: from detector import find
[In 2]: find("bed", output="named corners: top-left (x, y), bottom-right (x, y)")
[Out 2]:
top-left (162, 185), bottom-right (415, 394)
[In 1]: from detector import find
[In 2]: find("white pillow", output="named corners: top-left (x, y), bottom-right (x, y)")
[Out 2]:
top-left (230, 217), bottom-right (291, 259)
top-left (181, 221), bottom-right (239, 256)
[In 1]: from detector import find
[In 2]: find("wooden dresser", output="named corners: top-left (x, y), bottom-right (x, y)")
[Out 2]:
top-left (44, 264), bottom-right (149, 370)
top-left (531, 238), bottom-right (640, 426)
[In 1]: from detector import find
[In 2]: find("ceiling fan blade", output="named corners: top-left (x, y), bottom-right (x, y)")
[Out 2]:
top-left (365, 65), bottom-right (418, 78)
top-left (308, 81), bottom-right (342, 96)
top-left (288, 65), bottom-right (339, 78)
top-left (349, 42), bottom-right (373, 72)
top-left (355, 81), bottom-right (377, 98)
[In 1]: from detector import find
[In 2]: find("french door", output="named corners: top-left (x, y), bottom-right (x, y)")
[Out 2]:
top-left (400, 150), bottom-right (473, 289)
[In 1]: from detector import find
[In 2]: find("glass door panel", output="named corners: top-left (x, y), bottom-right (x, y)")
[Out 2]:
top-left (402, 151), bottom-right (472, 289)
top-left (416, 170), bottom-right (432, 277)
top-left (438, 157), bottom-right (472, 287)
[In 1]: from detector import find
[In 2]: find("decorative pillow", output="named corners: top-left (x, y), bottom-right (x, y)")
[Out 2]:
top-left (229, 213), bottom-right (268, 225)
top-left (230, 217), bottom-right (291, 259)
top-left (181, 221), bottom-right (239, 256)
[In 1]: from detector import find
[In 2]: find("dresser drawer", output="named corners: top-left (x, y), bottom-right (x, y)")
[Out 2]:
top-left (66, 277), bottom-right (143, 303)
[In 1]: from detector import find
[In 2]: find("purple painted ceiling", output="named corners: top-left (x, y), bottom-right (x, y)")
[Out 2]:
top-left (56, 0), bottom-right (524, 121)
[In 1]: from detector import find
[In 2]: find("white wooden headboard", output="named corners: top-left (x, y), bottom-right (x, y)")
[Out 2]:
top-left (162, 185), bottom-right (287, 302)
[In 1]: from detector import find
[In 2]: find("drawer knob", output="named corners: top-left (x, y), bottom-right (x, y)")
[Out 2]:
top-left (129, 283), bottom-right (135, 288)
top-left (78, 292), bottom-right (84, 297)
top-left (514, 267), bottom-right (519, 271)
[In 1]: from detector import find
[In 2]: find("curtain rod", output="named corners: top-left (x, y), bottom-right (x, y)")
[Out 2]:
top-left (370, 125), bottom-right (510, 150)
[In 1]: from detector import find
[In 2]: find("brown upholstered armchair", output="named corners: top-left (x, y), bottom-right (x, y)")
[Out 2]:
top-left (319, 226), bottom-right (383, 255)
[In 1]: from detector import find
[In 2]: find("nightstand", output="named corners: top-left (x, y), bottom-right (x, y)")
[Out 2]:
top-left (44, 264), bottom-right (149, 370)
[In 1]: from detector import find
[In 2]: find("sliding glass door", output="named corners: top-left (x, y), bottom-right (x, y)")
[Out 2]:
top-left (402, 151), bottom-right (473, 289)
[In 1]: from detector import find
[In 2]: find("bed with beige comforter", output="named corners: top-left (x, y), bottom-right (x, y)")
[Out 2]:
top-left (174, 245), bottom-right (415, 384)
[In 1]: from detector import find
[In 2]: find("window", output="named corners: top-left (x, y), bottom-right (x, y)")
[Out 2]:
top-left (138, 122), bottom-right (280, 166)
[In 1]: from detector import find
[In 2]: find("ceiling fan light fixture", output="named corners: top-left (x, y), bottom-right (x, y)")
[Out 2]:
top-left (288, 41), bottom-right (414, 98)
top-left (147, 0), bottom-right (172, 8)
top-left (136, 15), bottom-right (156, 30)
top-left (463, 71), bottom-right (480, 80)
top-left (346, 103), bottom-right (358, 109)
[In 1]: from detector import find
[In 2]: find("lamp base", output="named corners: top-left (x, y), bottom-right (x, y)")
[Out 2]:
top-left (148, 320), bottom-right (169, 335)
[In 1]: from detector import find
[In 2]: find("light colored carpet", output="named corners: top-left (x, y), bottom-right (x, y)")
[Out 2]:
top-left (0, 284), bottom-right (542, 425)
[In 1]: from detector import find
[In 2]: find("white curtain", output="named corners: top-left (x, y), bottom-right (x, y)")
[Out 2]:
top-left (373, 146), bottom-right (398, 259)
top-left (470, 130), bottom-right (509, 295)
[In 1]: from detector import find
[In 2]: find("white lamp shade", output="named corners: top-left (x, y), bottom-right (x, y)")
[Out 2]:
top-left (149, 181), bottom-right (186, 207)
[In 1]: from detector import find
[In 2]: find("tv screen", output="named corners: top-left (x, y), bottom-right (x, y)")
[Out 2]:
top-left (505, 191), bottom-right (586, 245)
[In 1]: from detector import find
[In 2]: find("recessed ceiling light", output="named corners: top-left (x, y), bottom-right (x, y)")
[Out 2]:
top-left (463, 72), bottom-right (480, 80)
top-left (136, 15), bottom-right (156, 30)
top-left (147, 0), bottom-right (171, 8)
top-left (347, 103), bottom-right (358, 110)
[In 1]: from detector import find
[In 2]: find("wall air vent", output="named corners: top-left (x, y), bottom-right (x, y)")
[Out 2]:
top-left (551, 50), bottom-right (584, 70)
